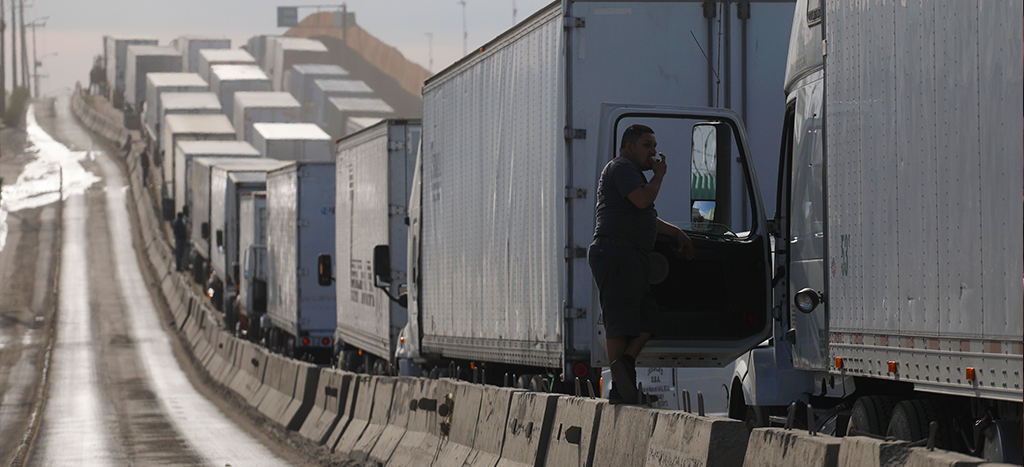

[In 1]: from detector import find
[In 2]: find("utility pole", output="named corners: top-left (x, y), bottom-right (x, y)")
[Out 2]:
top-left (424, 32), bottom-right (433, 72)
top-left (29, 18), bottom-right (43, 98)
top-left (458, 0), bottom-right (467, 57)
top-left (1, 0), bottom-right (6, 114)
top-left (19, 0), bottom-right (28, 91)
top-left (10, 0), bottom-right (16, 89)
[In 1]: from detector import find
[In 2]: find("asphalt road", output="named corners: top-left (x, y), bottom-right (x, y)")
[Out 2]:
top-left (1, 97), bottom-right (318, 465)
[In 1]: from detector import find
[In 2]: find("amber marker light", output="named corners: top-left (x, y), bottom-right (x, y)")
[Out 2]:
top-left (834, 357), bottom-right (843, 369)
top-left (887, 361), bottom-right (898, 373)
top-left (966, 367), bottom-right (976, 380)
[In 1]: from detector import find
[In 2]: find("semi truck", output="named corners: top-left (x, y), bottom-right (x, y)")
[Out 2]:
top-left (232, 92), bottom-right (301, 142)
top-left (283, 64), bottom-right (349, 114)
top-left (324, 0), bottom-right (794, 388)
top-left (724, 0), bottom-right (1023, 462)
top-left (266, 37), bottom-right (330, 92)
top-left (317, 119), bottom-right (421, 374)
top-left (249, 123), bottom-right (333, 162)
top-left (171, 35), bottom-right (230, 73)
top-left (103, 36), bottom-right (157, 108)
top-left (266, 162), bottom-right (337, 362)
top-left (238, 191), bottom-right (269, 341)
top-left (197, 49), bottom-right (256, 83)
top-left (142, 73), bottom-right (208, 153)
top-left (161, 114), bottom-right (235, 217)
top-left (322, 97), bottom-right (394, 140)
top-left (208, 64), bottom-right (273, 122)
top-left (125, 45), bottom-right (182, 113)
top-left (310, 79), bottom-right (374, 130)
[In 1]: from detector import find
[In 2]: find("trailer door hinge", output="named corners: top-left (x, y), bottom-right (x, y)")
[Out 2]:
top-left (565, 187), bottom-right (587, 199)
top-left (564, 246), bottom-right (587, 259)
top-left (388, 141), bottom-right (406, 151)
top-left (564, 127), bottom-right (586, 140)
top-left (563, 16), bottom-right (585, 29)
top-left (564, 307), bottom-right (587, 319)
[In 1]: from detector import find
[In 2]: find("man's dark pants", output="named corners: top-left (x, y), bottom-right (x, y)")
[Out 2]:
top-left (175, 239), bottom-right (186, 272)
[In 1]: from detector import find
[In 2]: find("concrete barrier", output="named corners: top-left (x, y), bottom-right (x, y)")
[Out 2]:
top-left (592, 403), bottom-right (657, 467)
top-left (281, 360), bottom-right (319, 431)
top-left (645, 409), bottom-right (749, 467)
top-left (432, 380), bottom-right (486, 467)
top-left (838, 436), bottom-right (912, 467)
top-left (544, 395), bottom-right (604, 467)
top-left (464, 386), bottom-right (519, 466)
top-left (387, 378), bottom-right (445, 466)
top-left (212, 336), bottom-right (242, 386)
top-left (743, 428), bottom-right (841, 467)
top-left (350, 377), bottom-right (398, 463)
top-left (228, 342), bottom-right (269, 407)
top-left (367, 377), bottom-right (418, 465)
top-left (257, 354), bottom-right (292, 424)
top-left (330, 374), bottom-right (376, 455)
top-left (301, 370), bottom-right (354, 445)
top-left (204, 331), bottom-right (233, 382)
top-left (496, 390), bottom-right (559, 467)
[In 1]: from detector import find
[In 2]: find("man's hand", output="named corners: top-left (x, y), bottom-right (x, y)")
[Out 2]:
top-left (676, 229), bottom-right (694, 260)
top-left (651, 152), bottom-right (667, 177)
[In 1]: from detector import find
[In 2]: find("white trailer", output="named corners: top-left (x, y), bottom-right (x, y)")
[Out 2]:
top-left (172, 35), bottom-right (231, 73)
top-left (322, 96), bottom-right (394, 140)
top-left (238, 191), bottom-right (268, 340)
top-left (175, 140), bottom-right (261, 223)
top-left (232, 92), bottom-right (301, 142)
top-left (245, 34), bottom-right (279, 69)
top-left (284, 64), bottom-right (349, 110)
top-left (162, 114), bottom-right (236, 215)
top-left (323, 119), bottom-right (420, 373)
top-left (125, 45), bottom-right (182, 112)
top-left (143, 73), bottom-right (208, 151)
top-left (159, 92), bottom-right (223, 146)
top-left (310, 79), bottom-right (374, 128)
top-left (250, 123), bottom-right (333, 162)
top-left (396, 1), bottom-right (794, 389)
top-left (267, 37), bottom-right (330, 92)
top-left (198, 49), bottom-right (256, 82)
top-left (727, 0), bottom-right (1022, 460)
top-left (266, 161), bottom-right (337, 361)
top-left (209, 64), bottom-right (273, 122)
top-left (209, 159), bottom-right (290, 316)
top-left (104, 36), bottom-right (158, 108)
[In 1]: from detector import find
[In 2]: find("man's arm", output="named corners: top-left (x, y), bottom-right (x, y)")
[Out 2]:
top-left (657, 218), bottom-right (694, 259)
top-left (625, 173), bottom-right (664, 209)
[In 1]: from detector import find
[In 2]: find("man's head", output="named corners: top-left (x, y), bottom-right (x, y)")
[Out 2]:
top-left (619, 124), bottom-right (657, 169)
top-left (176, 212), bottom-right (183, 220)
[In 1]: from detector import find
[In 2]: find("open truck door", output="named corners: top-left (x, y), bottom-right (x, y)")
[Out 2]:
top-left (592, 105), bottom-right (773, 368)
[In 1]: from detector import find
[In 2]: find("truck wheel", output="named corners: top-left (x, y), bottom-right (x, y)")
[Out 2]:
top-left (886, 399), bottom-right (960, 450)
top-left (847, 395), bottom-right (900, 437)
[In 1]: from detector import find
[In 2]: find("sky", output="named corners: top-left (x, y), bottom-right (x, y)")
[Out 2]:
top-left (1, 0), bottom-right (552, 97)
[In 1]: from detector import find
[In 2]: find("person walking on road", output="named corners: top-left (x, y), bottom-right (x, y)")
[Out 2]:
top-left (588, 124), bottom-right (693, 404)
top-left (172, 212), bottom-right (188, 272)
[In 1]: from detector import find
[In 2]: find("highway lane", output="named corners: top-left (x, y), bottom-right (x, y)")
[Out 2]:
top-left (24, 97), bottom-right (290, 465)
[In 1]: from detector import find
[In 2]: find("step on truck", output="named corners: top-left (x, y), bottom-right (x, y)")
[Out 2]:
top-left (725, 0), bottom-right (1022, 461)
top-left (376, 0), bottom-right (796, 390)
top-left (316, 119), bottom-right (421, 375)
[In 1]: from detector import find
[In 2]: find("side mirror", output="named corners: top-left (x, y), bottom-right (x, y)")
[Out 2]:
top-left (216, 229), bottom-right (224, 248)
top-left (201, 222), bottom-right (210, 239)
top-left (317, 254), bottom-right (333, 286)
top-left (373, 245), bottom-right (392, 287)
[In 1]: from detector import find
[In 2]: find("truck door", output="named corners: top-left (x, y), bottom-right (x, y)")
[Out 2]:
top-left (592, 105), bottom-right (773, 367)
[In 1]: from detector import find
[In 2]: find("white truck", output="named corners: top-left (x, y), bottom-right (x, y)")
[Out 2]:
top-left (724, 0), bottom-right (1022, 461)
top-left (232, 92), bottom-right (301, 142)
top-left (209, 159), bottom-right (290, 317)
top-left (198, 49), bottom-right (256, 83)
top-left (125, 45), bottom-right (182, 112)
top-left (266, 162), bottom-right (337, 362)
top-left (316, 119), bottom-right (421, 374)
top-left (171, 35), bottom-right (230, 73)
top-left (103, 36), bottom-right (157, 108)
top-left (161, 114), bottom-right (235, 217)
top-left (143, 73), bottom-right (208, 153)
top-left (310, 79), bottom-right (374, 130)
top-left (249, 123), bottom-right (333, 162)
top-left (238, 191), bottom-right (269, 341)
top-left (175, 141), bottom-right (261, 231)
top-left (283, 64), bottom-right (349, 116)
top-left (373, 1), bottom-right (795, 391)
top-left (266, 37), bottom-right (330, 92)
top-left (322, 96), bottom-right (394, 140)
top-left (208, 64), bottom-right (273, 122)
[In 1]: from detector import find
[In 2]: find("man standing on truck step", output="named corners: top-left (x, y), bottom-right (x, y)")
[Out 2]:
top-left (172, 212), bottom-right (188, 272)
top-left (589, 124), bottom-right (693, 404)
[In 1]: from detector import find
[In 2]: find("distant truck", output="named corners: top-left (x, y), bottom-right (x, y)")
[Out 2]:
top-left (161, 114), bottom-right (235, 218)
top-left (725, 0), bottom-right (1022, 461)
top-left (209, 64), bottom-right (273, 122)
top-left (266, 161), bottom-right (337, 362)
top-left (103, 36), bottom-right (157, 108)
top-left (232, 92), bottom-right (301, 142)
top-left (283, 64), bottom-right (349, 117)
top-left (208, 159), bottom-right (290, 317)
top-left (198, 49), bottom-right (256, 83)
top-left (125, 45), bottom-right (182, 128)
top-left (267, 37), bottom-right (329, 92)
top-left (249, 123), bottom-right (333, 162)
top-left (317, 119), bottom-right (421, 374)
top-left (322, 96), bottom-right (394, 140)
top-left (310, 79), bottom-right (375, 130)
top-left (171, 35), bottom-right (230, 73)
top-left (142, 73), bottom-right (208, 153)
top-left (237, 191), bottom-right (269, 341)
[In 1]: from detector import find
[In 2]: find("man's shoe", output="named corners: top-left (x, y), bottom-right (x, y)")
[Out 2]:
top-left (611, 358), bottom-right (638, 404)
top-left (607, 384), bottom-right (634, 405)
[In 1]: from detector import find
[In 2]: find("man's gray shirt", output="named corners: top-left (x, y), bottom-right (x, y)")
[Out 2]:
top-left (593, 156), bottom-right (658, 252)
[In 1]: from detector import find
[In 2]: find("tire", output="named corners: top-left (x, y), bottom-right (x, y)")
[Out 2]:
top-left (886, 399), bottom-right (960, 451)
top-left (847, 395), bottom-right (900, 437)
